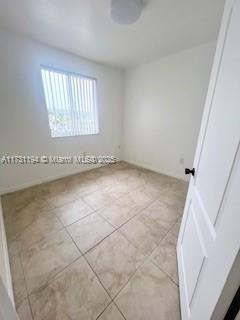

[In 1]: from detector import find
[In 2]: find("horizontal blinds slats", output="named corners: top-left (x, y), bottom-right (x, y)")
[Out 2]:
top-left (41, 68), bottom-right (99, 137)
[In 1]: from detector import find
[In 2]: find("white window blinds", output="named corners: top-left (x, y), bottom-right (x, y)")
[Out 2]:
top-left (41, 67), bottom-right (99, 138)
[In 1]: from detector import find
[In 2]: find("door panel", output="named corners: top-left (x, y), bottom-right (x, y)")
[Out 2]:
top-left (181, 206), bottom-right (206, 304)
top-left (195, 2), bottom-right (240, 225)
top-left (192, 188), bottom-right (215, 248)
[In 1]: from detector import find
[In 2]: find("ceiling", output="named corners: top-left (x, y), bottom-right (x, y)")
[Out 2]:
top-left (0, 0), bottom-right (225, 68)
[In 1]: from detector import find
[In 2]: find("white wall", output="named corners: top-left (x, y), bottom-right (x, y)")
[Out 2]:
top-left (123, 42), bottom-right (216, 180)
top-left (0, 30), bottom-right (216, 192)
top-left (0, 30), bottom-right (124, 194)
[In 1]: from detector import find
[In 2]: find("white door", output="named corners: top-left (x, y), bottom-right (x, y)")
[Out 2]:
top-left (177, 0), bottom-right (240, 319)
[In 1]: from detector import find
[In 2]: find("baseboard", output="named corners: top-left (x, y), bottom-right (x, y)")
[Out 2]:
top-left (0, 159), bottom-right (126, 195)
top-left (0, 198), bottom-right (14, 305)
top-left (0, 159), bottom-right (187, 195)
top-left (124, 159), bottom-right (188, 182)
top-left (0, 163), bottom-right (107, 195)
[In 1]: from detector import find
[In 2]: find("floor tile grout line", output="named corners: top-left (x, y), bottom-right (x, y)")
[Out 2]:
top-left (19, 191), bottom-right (87, 294)
top-left (113, 198), bottom-right (169, 251)
top-left (64, 224), bottom-right (115, 302)
top-left (55, 188), bottom-right (179, 309)
top-left (72, 179), bottom-right (144, 217)
top-left (82, 228), bottom-right (117, 255)
top-left (13, 211), bottom-right (66, 248)
top-left (26, 255), bottom-right (82, 301)
top-left (79, 226), bottom-right (146, 307)
top-left (7, 176), bottom-right (157, 245)
top-left (53, 173), bottom-right (177, 215)
top-left (130, 218), bottom-right (181, 289)
top-left (155, 218), bottom-right (180, 247)
top-left (26, 294), bottom-right (35, 320)
top-left (45, 192), bottom-right (79, 211)
top-left (95, 299), bottom-right (127, 320)
top-left (57, 206), bottom-right (100, 228)
top-left (168, 219), bottom-right (181, 239)
top-left (65, 221), bottom-right (128, 320)
top-left (82, 252), bottom-right (115, 317)
top-left (3, 166), bottom-right (137, 226)
top-left (66, 197), bottom-right (180, 258)
top-left (9, 185), bottom-right (153, 252)
top-left (83, 196), bottom-right (160, 257)
top-left (116, 209), bottom-right (181, 256)
top-left (109, 219), bottom-right (182, 304)
top-left (98, 193), bottom-right (159, 236)
top-left (82, 180), bottom-right (144, 210)
top-left (60, 190), bottom-right (161, 257)
top-left (64, 226), bottom-right (84, 256)
top-left (23, 214), bottom-right (180, 314)
top-left (18, 248), bottom-right (31, 300)
top-left (4, 170), bottom-right (111, 208)
top-left (112, 300), bottom-right (128, 320)
top-left (4, 161), bottom-right (173, 200)
top-left (9, 174), bottom-right (152, 311)
top-left (16, 224), bottom-right (64, 254)
top-left (150, 258), bottom-right (179, 287)
top-left (95, 300), bottom-right (113, 320)
top-left (40, 176), bottom-right (118, 215)
top-left (144, 218), bottom-right (180, 264)
top-left (112, 250), bottom-right (172, 308)
top-left (15, 248), bottom-right (36, 320)
top-left (110, 237), bottom-right (164, 302)
top-left (98, 198), bottom-right (155, 232)
top-left (9, 211), bottom-right (62, 241)
top-left (12, 174), bottom-right (146, 240)
top-left (6, 164), bottom-right (186, 319)
top-left (111, 253), bottom-right (150, 305)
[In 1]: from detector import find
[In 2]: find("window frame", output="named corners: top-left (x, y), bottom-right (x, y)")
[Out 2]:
top-left (40, 65), bottom-right (100, 139)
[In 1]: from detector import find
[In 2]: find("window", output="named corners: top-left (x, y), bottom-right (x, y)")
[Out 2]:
top-left (41, 67), bottom-right (99, 138)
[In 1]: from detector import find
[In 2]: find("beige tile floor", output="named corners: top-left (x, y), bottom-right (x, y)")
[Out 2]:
top-left (2, 162), bottom-right (188, 320)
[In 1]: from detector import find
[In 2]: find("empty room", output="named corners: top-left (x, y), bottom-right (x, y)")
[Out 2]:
top-left (0, 0), bottom-right (239, 319)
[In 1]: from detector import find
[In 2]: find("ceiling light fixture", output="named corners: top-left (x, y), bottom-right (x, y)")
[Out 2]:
top-left (111, 0), bottom-right (143, 25)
